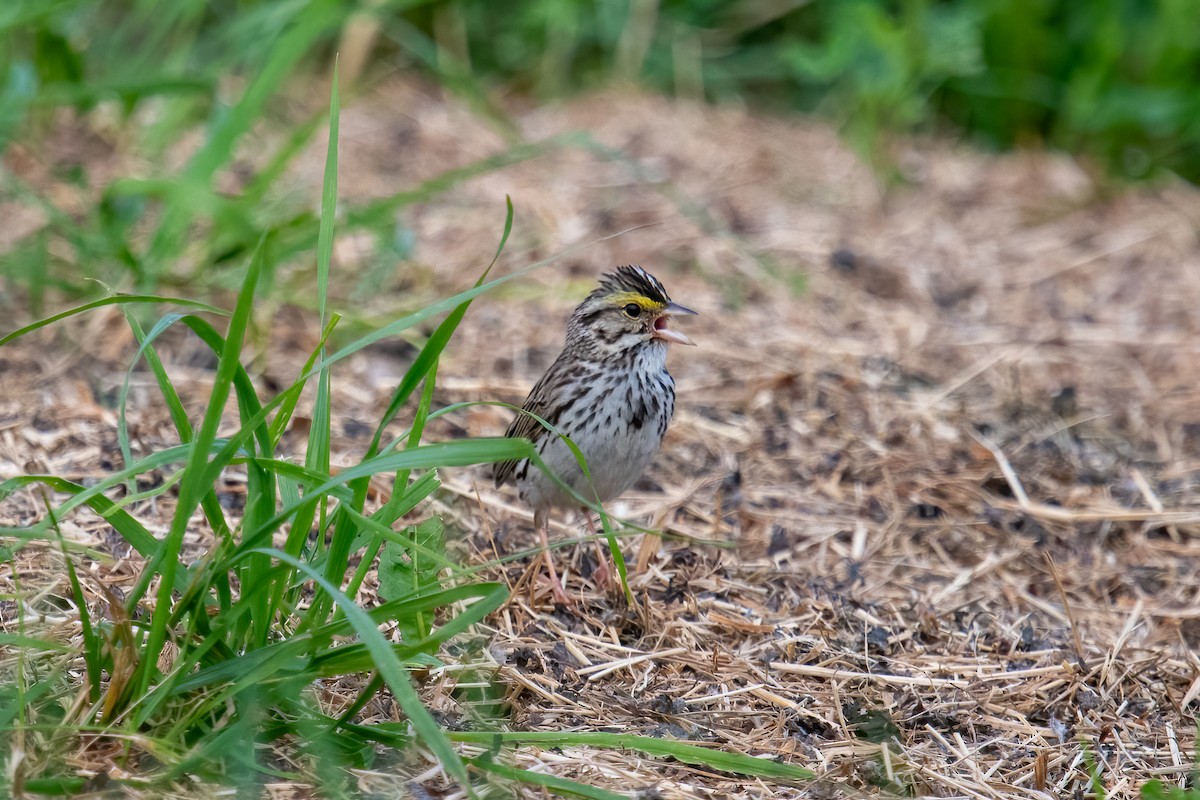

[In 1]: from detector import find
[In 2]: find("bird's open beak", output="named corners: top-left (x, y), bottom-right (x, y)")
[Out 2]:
top-left (651, 301), bottom-right (698, 346)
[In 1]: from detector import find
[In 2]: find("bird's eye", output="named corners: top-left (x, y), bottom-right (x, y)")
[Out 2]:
top-left (623, 303), bottom-right (642, 318)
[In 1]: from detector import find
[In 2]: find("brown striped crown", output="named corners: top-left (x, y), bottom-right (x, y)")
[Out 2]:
top-left (589, 265), bottom-right (671, 306)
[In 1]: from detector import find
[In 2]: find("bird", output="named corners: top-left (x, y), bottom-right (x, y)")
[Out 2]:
top-left (494, 265), bottom-right (697, 603)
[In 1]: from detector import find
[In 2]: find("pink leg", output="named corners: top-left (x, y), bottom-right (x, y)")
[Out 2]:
top-left (583, 510), bottom-right (612, 589)
top-left (536, 510), bottom-right (570, 604)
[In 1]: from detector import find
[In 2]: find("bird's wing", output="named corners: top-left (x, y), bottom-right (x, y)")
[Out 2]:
top-left (493, 358), bottom-right (569, 487)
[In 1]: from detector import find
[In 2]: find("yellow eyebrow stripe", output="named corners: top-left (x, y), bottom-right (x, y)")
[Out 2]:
top-left (610, 291), bottom-right (665, 311)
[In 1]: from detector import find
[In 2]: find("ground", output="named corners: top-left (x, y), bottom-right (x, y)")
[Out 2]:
top-left (4, 77), bottom-right (1200, 798)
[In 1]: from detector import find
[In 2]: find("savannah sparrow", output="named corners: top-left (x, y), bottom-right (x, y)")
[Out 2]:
top-left (494, 265), bottom-right (697, 602)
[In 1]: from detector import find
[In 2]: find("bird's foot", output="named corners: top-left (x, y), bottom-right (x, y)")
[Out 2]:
top-left (590, 554), bottom-right (613, 591)
top-left (590, 534), bottom-right (616, 592)
top-left (546, 574), bottom-right (572, 605)
top-left (541, 554), bottom-right (572, 606)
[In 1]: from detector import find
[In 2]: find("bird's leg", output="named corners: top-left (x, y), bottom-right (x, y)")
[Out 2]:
top-left (583, 509), bottom-right (612, 590)
top-left (536, 509), bottom-right (570, 605)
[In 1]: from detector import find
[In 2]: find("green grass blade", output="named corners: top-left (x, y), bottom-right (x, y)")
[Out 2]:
top-left (321, 197), bottom-right (517, 619)
top-left (264, 320), bottom-right (336, 625)
top-left (0, 443), bottom-right (193, 522)
top-left (348, 482), bottom-right (458, 568)
top-left (313, 582), bottom-right (507, 644)
top-left (470, 759), bottom-right (628, 800)
top-left (135, 623), bottom-right (312, 727)
top-left (0, 475), bottom-right (161, 557)
top-left (160, 688), bottom-right (265, 783)
top-left (159, 582), bottom-right (501, 707)
top-left (298, 64), bottom-right (341, 627)
top-left (316, 60), bottom-right (339, 326)
top-left (342, 471), bottom-right (444, 599)
top-left (115, 313), bottom-right (288, 613)
top-left (330, 354), bottom-right (442, 618)
top-left (14, 778), bottom-right (87, 795)
top-left (176, 314), bottom-right (275, 472)
top-left (119, 311), bottom-right (194, 460)
top-left (0, 295), bottom-right (222, 347)
top-left (447, 731), bottom-right (814, 782)
top-left (162, 582), bottom-right (504, 700)
top-left (136, 238), bottom-right (264, 699)
top-left (116, 311), bottom-right (223, 560)
top-left (189, 237), bottom-right (594, 485)
top-left (30, 77), bottom-right (211, 106)
top-left (0, 634), bottom-right (71, 653)
top-left (55, 530), bottom-right (102, 704)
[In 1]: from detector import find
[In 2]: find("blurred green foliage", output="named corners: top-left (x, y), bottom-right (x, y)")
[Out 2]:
top-left (3, 0), bottom-right (1198, 182)
top-left (429, 0), bottom-right (1200, 180)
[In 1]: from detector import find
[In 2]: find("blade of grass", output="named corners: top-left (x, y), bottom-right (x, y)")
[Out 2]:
top-left (160, 686), bottom-right (265, 784)
top-left (0, 475), bottom-right (162, 557)
top-left (246, 79), bottom-right (345, 641)
top-left (0, 634), bottom-right (71, 653)
top-left (198, 221), bottom-right (626, 478)
top-left (54, 527), bottom-right (101, 705)
top-left (0, 295), bottom-right (222, 347)
top-left (30, 76), bottom-right (211, 106)
top-left (316, 60), bottom-right (338, 327)
top-left (135, 237), bottom-right (264, 699)
top-left (122, 311), bottom-right (285, 613)
top-left (118, 312), bottom-right (193, 468)
top-left (366, 195), bottom-right (513, 459)
top-left (175, 313), bottom-right (275, 487)
top-left (447, 731), bottom-right (814, 782)
top-left (297, 64), bottom-right (341, 629)
top-left (90, 223), bottom-right (629, 612)
top-left (470, 759), bottom-right (628, 800)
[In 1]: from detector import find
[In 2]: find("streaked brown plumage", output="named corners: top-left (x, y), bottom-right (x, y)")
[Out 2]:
top-left (495, 266), bottom-right (697, 602)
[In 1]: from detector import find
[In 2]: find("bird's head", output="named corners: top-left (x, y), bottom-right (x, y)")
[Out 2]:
top-left (567, 265), bottom-right (697, 358)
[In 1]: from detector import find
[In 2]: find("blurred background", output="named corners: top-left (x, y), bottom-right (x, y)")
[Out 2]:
top-left (2, 0), bottom-right (1199, 308)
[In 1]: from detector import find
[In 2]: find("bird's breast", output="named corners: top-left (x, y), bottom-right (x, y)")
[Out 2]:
top-left (519, 351), bottom-right (676, 509)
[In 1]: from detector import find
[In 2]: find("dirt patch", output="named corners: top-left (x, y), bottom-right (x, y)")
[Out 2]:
top-left (5, 78), bottom-right (1200, 797)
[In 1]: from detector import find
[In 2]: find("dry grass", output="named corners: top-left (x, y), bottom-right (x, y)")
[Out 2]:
top-left (5, 78), bottom-right (1200, 797)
